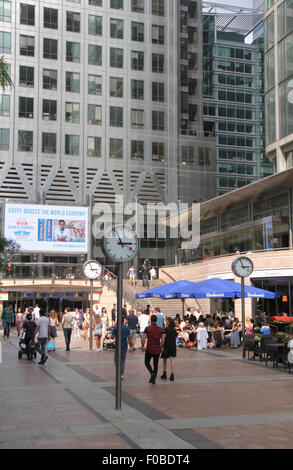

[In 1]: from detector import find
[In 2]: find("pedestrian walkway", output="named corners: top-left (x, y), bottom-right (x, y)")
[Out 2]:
top-left (1, 327), bottom-right (293, 449)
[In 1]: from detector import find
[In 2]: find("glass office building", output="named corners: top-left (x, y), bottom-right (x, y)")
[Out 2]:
top-left (265, 0), bottom-right (293, 171)
top-left (203, 4), bottom-right (273, 196)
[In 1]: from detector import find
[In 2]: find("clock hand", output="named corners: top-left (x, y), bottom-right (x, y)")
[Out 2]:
top-left (115, 229), bottom-right (124, 247)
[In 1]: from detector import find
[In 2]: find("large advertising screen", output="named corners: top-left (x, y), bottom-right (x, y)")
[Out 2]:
top-left (4, 203), bottom-right (89, 253)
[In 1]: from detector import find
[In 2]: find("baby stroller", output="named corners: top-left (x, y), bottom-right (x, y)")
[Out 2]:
top-left (18, 330), bottom-right (37, 360)
top-left (103, 327), bottom-right (115, 351)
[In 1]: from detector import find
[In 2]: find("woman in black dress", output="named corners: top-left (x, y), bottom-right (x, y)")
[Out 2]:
top-left (161, 318), bottom-right (177, 381)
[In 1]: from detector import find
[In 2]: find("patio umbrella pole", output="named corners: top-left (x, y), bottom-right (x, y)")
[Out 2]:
top-left (182, 298), bottom-right (185, 318)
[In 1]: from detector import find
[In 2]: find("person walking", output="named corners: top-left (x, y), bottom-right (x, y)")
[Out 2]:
top-left (160, 318), bottom-right (177, 381)
top-left (137, 310), bottom-right (150, 346)
top-left (62, 307), bottom-right (74, 351)
top-left (196, 322), bottom-right (208, 350)
top-left (112, 319), bottom-right (133, 379)
top-left (149, 267), bottom-right (156, 286)
top-left (127, 265), bottom-right (136, 286)
top-left (34, 311), bottom-right (50, 365)
top-left (2, 304), bottom-right (14, 338)
top-left (15, 307), bottom-right (24, 336)
top-left (22, 312), bottom-right (37, 359)
top-left (73, 308), bottom-right (80, 338)
top-left (140, 264), bottom-right (150, 288)
top-left (94, 313), bottom-right (103, 351)
top-left (141, 314), bottom-right (165, 385)
top-left (83, 308), bottom-right (90, 341)
top-left (49, 310), bottom-right (59, 351)
top-left (126, 309), bottom-right (138, 351)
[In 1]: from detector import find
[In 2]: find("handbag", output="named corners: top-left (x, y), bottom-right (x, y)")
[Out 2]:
top-left (47, 340), bottom-right (55, 351)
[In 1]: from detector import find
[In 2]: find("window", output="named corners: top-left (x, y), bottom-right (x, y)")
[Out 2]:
top-left (131, 50), bottom-right (144, 70)
top-left (110, 18), bottom-right (123, 39)
top-left (44, 7), bottom-right (58, 29)
top-left (152, 0), bottom-right (164, 16)
top-left (0, 31), bottom-right (10, 53)
top-left (88, 44), bottom-right (102, 65)
top-left (67, 11), bottom-right (80, 32)
top-left (152, 53), bottom-right (164, 73)
top-left (131, 140), bottom-right (144, 160)
top-left (65, 135), bottom-right (79, 156)
top-left (109, 138), bottom-right (123, 159)
top-left (42, 100), bottom-right (57, 121)
top-left (18, 130), bottom-right (33, 152)
top-left (110, 77), bottom-right (123, 97)
top-left (132, 0), bottom-right (144, 13)
top-left (65, 102), bottom-right (80, 123)
top-left (131, 108), bottom-right (144, 128)
top-left (0, 1), bottom-right (11, 22)
top-left (43, 38), bottom-right (58, 60)
top-left (110, 106), bottom-right (123, 127)
top-left (20, 3), bottom-right (34, 25)
top-left (0, 95), bottom-right (9, 116)
top-left (152, 82), bottom-right (164, 101)
top-left (152, 142), bottom-right (165, 162)
top-left (42, 133), bottom-right (56, 153)
top-left (19, 97), bottom-right (33, 118)
top-left (131, 22), bottom-right (144, 42)
top-left (88, 104), bottom-right (102, 125)
top-left (131, 79), bottom-right (144, 99)
top-left (110, 47), bottom-right (123, 68)
top-left (20, 35), bottom-right (34, 56)
top-left (66, 41), bottom-right (80, 62)
top-left (89, 0), bottom-right (102, 5)
top-left (198, 147), bottom-right (211, 167)
top-left (43, 69), bottom-right (57, 90)
top-left (19, 66), bottom-right (34, 87)
top-left (110, 0), bottom-right (123, 9)
top-left (152, 25), bottom-right (164, 44)
top-left (66, 71), bottom-right (80, 92)
top-left (88, 136), bottom-right (101, 157)
top-left (181, 146), bottom-right (194, 165)
top-left (88, 74), bottom-right (102, 95)
top-left (0, 128), bottom-right (9, 150)
top-left (152, 110), bottom-right (164, 131)
top-left (88, 14), bottom-right (102, 35)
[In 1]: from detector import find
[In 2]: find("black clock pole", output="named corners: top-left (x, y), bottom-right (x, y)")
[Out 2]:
top-left (89, 278), bottom-right (93, 351)
top-left (116, 262), bottom-right (123, 410)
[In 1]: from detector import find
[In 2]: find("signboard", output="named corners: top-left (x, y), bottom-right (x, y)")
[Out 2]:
top-left (0, 292), bottom-right (8, 301)
top-left (4, 203), bottom-right (88, 253)
top-left (89, 291), bottom-right (102, 301)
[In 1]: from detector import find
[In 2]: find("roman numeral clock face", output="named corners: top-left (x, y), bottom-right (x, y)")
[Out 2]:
top-left (103, 224), bottom-right (139, 263)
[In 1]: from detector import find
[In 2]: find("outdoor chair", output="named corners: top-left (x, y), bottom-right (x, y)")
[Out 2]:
top-left (243, 334), bottom-right (259, 360)
top-left (259, 336), bottom-right (278, 367)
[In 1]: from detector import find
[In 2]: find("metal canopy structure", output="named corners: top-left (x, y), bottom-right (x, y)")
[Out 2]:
top-left (202, 1), bottom-right (264, 37)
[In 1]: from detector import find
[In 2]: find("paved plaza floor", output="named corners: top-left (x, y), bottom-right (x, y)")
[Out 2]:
top-left (1, 327), bottom-right (293, 450)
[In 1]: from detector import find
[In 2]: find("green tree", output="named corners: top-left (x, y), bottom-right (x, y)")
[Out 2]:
top-left (0, 234), bottom-right (19, 272)
top-left (0, 55), bottom-right (12, 88)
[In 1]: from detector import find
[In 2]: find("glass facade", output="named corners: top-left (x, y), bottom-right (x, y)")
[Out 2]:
top-left (203, 18), bottom-right (272, 196)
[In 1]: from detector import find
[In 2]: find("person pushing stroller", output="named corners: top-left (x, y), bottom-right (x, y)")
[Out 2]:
top-left (22, 311), bottom-right (37, 360)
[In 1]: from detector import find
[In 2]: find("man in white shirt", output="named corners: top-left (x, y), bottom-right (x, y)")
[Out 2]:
top-left (138, 310), bottom-right (150, 343)
top-left (93, 304), bottom-right (101, 316)
top-left (33, 304), bottom-right (40, 321)
top-left (54, 220), bottom-right (71, 242)
top-left (195, 308), bottom-right (202, 321)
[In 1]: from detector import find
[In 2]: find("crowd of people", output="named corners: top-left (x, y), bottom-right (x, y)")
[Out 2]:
top-left (1, 301), bottom-right (273, 381)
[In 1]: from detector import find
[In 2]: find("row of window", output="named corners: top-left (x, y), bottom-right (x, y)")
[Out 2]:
top-left (217, 176), bottom-right (256, 189)
top-left (0, 129), bottom-right (167, 161)
top-left (17, 61), bottom-right (164, 93)
top-left (7, 97), bottom-right (166, 129)
top-left (204, 103), bottom-right (259, 121)
top-left (217, 163), bottom-right (257, 176)
top-left (0, 1), bottom-right (166, 24)
top-left (1, 33), bottom-right (165, 67)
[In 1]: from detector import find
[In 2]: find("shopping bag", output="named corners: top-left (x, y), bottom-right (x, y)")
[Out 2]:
top-left (47, 340), bottom-right (55, 351)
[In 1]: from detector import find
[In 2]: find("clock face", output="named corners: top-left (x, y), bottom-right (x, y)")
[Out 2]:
top-left (83, 260), bottom-right (102, 280)
top-left (232, 256), bottom-right (254, 278)
top-left (103, 224), bottom-right (139, 263)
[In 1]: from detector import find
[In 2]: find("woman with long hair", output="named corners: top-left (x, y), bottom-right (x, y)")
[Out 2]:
top-left (101, 306), bottom-right (108, 348)
top-left (94, 313), bottom-right (103, 351)
top-left (15, 307), bottom-right (24, 336)
top-left (49, 309), bottom-right (59, 351)
top-left (83, 308), bottom-right (90, 341)
top-left (160, 318), bottom-right (177, 381)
